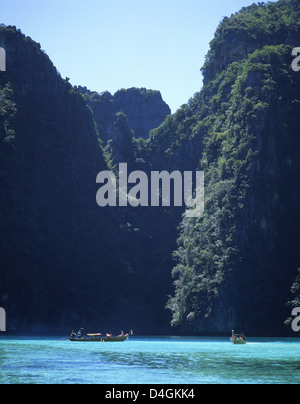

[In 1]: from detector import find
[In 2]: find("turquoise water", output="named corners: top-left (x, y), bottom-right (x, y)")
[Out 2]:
top-left (0, 336), bottom-right (299, 384)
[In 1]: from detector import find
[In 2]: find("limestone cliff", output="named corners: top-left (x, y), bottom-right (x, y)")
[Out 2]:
top-left (166, 0), bottom-right (300, 335)
top-left (202, 0), bottom-right (300, 84)
top-left (1, 0), bottom-right (300, 336)
top-left (0, 25), bottom-right (118, 331)
top-left (78, 86), bottom-right (171, 143)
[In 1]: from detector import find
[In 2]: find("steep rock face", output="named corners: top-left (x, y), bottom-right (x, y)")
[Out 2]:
top-left (202, 0), bottom-right (300, 84)
top-left (166, 0), bottom-right (300, 335)
top-left (114, 88), bottom-right (171, 140)
top-left (109, 112), bottom-right (135, 167)
top-left (147, 102), bottom-right (205, 173)
top-left (0, 26), bottom-right (174, 334)
top-left (0, 26), bottom-right (118, 331)
top-left (79, 86), bottom-right (171, 143)
top-left (1, 0), bottom-right (299, 337)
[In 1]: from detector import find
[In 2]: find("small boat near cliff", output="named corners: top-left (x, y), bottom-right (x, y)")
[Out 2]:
top-left (101, 334), bottom-right (129, 342)
top-left (68, 328), bottom-right (131, 342)
top-left (230, 330), bottom-right (247, 345)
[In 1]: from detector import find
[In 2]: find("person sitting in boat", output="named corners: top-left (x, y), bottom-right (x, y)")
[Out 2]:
top-left (77, 328), bottom-right (85, 337)
top-left (106, 333), bottom-right (113, 338)
top-left (71, 330), bottom-right (76, 338)
top-left (240, 332), bottom-right (247, 342)
top-left (118, 330), bottom-right (124, 337)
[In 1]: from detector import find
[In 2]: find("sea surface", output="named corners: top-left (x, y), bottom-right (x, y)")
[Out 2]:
top-left (0, 336), bottom-right (299, 384)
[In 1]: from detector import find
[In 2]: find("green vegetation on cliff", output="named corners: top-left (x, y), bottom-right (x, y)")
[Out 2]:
top-left (1, 0), bottom-right (300, 335)
top-left (165, 1), bottom-right (300, 334)
top-left (286, 269), bottom-right (300, 324)
top-left (202, 0), bottom-right (300, 83)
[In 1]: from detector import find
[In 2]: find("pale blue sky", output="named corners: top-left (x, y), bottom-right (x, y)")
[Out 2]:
top-left (1, 0), bottom-right (275, 112)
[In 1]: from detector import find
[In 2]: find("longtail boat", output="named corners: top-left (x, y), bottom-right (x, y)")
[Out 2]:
top-left (68, 329), bottom-right (132, 342)
top-left (230, 330), bottom-right (247, 345)
top-left (69, 333), bottom-right (103, 342)
top-left (101, 334), bottom-right (129, 342)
